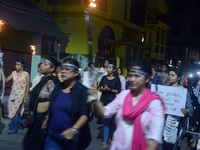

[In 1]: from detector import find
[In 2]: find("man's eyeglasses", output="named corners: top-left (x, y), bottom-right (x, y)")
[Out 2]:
top-left (60, 66), bottom-right (76, 72)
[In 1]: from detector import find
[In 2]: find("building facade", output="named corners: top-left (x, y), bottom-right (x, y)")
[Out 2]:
top-left (30, 0), bottom-right (170, 71)
top-left (0, 0), bottom-right (68, 95)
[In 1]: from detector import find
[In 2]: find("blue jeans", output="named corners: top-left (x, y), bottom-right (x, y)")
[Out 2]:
top-left (103, 125), bottom-right (110, 142)
top-left (44, 135), bottom-right (72, 150)
top-left (10, 109), bottom-right (24, 132)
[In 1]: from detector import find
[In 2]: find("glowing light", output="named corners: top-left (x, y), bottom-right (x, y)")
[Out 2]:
top-left (0, 20), bottom-right (4, 25)
top-left (141, 36), bottom-right (144, 42)
top-left (30, 45), bottom-right (38, 64)
top-left (198, 72), bottom-right (200, 75)
top-left (30, 45), bottom-right (36, 55)
top-left (189, 74), bottom-right (193, 77)
top-left (89, 2), bottom-right (96, 7)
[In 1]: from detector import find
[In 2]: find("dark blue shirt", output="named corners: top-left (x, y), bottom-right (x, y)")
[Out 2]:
top-left (48, 90), bottom-right (71, 140)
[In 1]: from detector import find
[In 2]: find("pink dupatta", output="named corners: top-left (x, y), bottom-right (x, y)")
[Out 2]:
top-left (122, 88), bottom-right (165, 150)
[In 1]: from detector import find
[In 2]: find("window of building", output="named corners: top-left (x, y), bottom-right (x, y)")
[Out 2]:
top-left (149, 32), bottom-right (152, 43)
top-left (156, 27), bottom-right (160, 44)
top-left (161, 30), bottom-right (165, 45)
top-left (129, 0), bottom-right (147, 27)
top-left (124, 0), bottom-right (128, 20)
top-left (133, 49), bottom-right (137, 60)
top-left (160, 46), bottom-right (165, 54)
top-left (35, 0), bottom-right (40, 3)
top-left (155, 45), bottom-right (159, 53)
top-left (145, 52), bottom-right (150, 58)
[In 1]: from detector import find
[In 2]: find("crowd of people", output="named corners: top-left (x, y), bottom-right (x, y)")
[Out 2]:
top-left (1, 57), bottom-right (200, 150)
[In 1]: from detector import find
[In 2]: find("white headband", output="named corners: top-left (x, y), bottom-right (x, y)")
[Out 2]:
top-left (16, 62), bottom-right (24, 67)
top-left (44, 59), bottom-right (55, 67)
top-left (108, 64), bottom-right (116, 68)
top-left (129, 68), bottom-right (149, 76)
top-left (61, 63), bottom-right (79, 71)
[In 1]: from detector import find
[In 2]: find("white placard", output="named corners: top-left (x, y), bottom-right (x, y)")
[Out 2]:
top-left (151, 84), bottom-right (187, 117)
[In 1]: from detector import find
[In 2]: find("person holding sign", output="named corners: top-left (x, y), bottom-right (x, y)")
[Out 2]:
top-left (162, 68), bottom-right (193, 150)
top-left (94, 60), bottom-right (165, 150)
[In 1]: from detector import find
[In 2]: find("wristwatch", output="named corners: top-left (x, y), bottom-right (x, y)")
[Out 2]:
top-left (72, 127), bottom-right (79, 134)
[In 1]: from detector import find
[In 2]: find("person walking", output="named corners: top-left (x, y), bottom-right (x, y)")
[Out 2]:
top-left (44, 58), bottom-right (91, 150)
top-left (97, 63), bottom-right (121, 149)
top-left (23, 57), bottom-right (60, 150)
top-left (3, 59), bottom-right (30, 134)
top-left (94, 60), bottom-right (165, 150)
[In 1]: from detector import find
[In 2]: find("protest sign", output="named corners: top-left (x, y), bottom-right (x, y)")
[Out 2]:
top-left (151, 84), bottom-right (187, 117)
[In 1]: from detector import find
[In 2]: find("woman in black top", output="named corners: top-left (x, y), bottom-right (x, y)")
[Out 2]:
top-left (98, 63), bottom-right (121, 149)
top-left (23, 57), bottom-right (60, 150)
top-left (44, 58), bottom-right (91, 150)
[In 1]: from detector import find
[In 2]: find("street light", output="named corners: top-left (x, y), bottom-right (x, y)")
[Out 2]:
top-left (0, 20), bottom-right (5, 32)
top-left (85, 0), bottom-right (96, 62)
top-left (89, 0), bottom-right (96, 7)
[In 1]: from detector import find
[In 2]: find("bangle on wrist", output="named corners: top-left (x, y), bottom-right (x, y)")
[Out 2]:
top-left (72, 127), bottom-right (79, 134)
top-left (45, 115), bottom-right (49, 120)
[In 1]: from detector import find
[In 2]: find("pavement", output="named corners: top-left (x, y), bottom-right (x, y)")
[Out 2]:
top-left (0, 96), bottom-right (192, 150)
top-left (0, 95), bottom-right (105, 150)
top-left (0, 118), bottom-right (27, 150)
top-left (0, 116), bottom-right (104, 150)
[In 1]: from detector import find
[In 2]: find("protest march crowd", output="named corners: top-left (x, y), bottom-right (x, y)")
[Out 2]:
top-left (0, 57), bottom-right (200, 150)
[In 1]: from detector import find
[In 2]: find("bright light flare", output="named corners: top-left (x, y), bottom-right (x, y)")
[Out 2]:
top-left (198, 72), bottom-right (200, 75)
top-left (89, 2), bottom-right (96, 7)
top-left (30, 45), bottom-right (36, 55)
top-left (189, 74), bottom-right (193, 77)
top-left (89, 0), bottom-right (96, 7)
top-left (0, 20), bottom-right (4, 25)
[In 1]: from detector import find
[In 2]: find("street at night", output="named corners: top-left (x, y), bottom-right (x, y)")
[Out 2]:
top-left (1, 0), bottom-right (200, 149)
